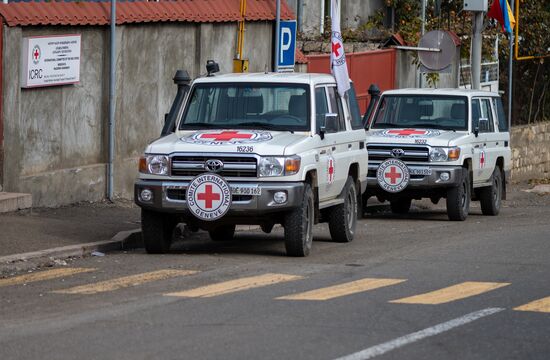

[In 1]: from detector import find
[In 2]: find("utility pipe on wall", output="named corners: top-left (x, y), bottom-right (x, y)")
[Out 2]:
top-left (107, 0), bottom-right (116, 201)
top-left (274, 0), bottom-right (281, 72)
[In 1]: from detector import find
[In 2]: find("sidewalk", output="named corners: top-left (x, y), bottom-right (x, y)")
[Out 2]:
top-left (0, 200), bottom-right (141, 259)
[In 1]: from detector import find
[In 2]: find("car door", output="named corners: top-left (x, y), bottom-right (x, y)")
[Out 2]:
top-left (471, 98), bottom-right (490, 184)
top-left (325, 86), bottom-right (352, 198)
top-left (314, 85), bottom-right (334, 202)
top-left (480, 97), bottom-right (501, 179)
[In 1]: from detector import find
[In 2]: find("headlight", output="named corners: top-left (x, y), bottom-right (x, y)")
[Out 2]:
top-left (139, 155), bottom-right (169, 175)
top-left (259, 156), bottom-right (301, 177)
top-left (429, 147), bottom-right (460, 162)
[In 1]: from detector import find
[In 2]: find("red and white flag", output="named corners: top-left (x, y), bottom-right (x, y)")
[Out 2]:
top-left (330, 0), bottom-right (350, 97)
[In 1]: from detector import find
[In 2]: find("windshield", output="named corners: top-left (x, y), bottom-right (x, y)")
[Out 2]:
top-left (179, 83), bottom-right (310, 132)
top-left (371, 95), bottom-right (468, 131)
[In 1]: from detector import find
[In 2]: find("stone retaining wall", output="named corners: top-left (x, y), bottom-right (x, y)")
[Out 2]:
top-left (511, 122), bottom-right (550, 181)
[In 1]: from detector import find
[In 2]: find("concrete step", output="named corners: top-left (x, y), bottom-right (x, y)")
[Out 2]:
top-left (0, 192), bottom-right (32, 213)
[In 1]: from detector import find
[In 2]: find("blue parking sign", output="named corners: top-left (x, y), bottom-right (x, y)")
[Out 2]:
top-left (278, 20), bottom-right (296, 71)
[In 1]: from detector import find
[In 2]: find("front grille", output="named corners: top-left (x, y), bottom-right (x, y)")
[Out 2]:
top-left (171, 155), bottom-right (257, 178)
top-left (367, 144), bottom-right (429, 162)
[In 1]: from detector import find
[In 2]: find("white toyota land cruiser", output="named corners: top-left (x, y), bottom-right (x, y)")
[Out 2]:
top-left (135, 71), bottom-right (368, 256)
top-left (364, 88), bottom-right (511, 221)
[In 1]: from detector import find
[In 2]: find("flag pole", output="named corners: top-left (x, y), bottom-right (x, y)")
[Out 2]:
top-left (507, 0), bottom-right (514, 130)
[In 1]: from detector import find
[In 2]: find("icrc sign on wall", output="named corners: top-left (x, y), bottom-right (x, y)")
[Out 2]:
top-left (20, 34), bottom-right (81, 88)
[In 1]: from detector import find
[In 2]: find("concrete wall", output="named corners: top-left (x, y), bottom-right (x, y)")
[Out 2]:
top-left (2, 21), bottom-right (273, 206)
top-left (511, 122), bottom-right (550, 181)
top-left (341, 0), bottom-right (384, 29)
top-left (395, 48), bottom-right (460, 89)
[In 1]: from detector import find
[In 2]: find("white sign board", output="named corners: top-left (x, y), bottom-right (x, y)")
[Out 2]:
top-left (21, 34), bottom-right (81, 88)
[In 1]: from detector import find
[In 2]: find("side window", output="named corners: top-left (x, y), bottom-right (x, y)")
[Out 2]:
top-left (327, 87), bottom-right (343, 132)
top-left (480, 98), bottom-right (494, 133)
top-left (346, 85), bottom-right (363, 130)
top-left (471, 98), bottom-right (481, 131)
top-left (315, 87), bottom-right (328, 133)
top-left (493, 97), bottom-right (508, 132)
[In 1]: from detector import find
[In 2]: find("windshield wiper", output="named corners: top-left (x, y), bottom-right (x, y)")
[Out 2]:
top-left (371, 123), bottom-right (404, 129)
top-left (180, 122), bottom-right (223, 129)
top-left (233, 122), bottom-right (272, 129)
top-left (233, 122), bottom-right (295, 133)
top-left (406, 123), bottom-right (457, 131)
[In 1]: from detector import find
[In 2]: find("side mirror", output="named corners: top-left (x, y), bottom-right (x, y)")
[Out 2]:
top-left (474, 126), bottom-right (479, 137)
top-left (325, 113), bottom-right (339, 132)
top-left (479, 118), bottom-right (489, 132)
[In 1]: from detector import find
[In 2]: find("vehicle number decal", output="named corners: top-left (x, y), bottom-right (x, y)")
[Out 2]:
top-left (415, 139), bottom-right (427, 144)
top-left (237, 146), bottom-right (254, 153)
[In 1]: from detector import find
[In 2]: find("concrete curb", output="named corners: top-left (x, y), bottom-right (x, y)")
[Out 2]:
top-left (0, 228), bottom-right (142, 274)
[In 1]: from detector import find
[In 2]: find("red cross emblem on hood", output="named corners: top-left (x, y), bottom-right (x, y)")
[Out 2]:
top-left (199, 131), bottom-right (253, 142)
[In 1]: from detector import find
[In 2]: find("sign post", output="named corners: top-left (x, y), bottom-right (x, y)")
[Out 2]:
top-left (276, 20), bottom-right (296, 72)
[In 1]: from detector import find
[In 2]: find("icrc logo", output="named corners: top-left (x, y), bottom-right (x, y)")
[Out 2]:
top-left (32, 45), bottom-right (41, 65)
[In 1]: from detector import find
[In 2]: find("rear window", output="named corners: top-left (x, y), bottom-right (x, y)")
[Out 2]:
top-left (493, 97), bottom-right (508, 132)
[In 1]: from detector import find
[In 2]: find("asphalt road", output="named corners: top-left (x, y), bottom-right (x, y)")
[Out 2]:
top-left (1, 188), bottom-right (549, 360)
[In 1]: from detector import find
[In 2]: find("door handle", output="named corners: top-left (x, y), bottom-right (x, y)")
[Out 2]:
top-left (483, 143), bottom-right (487, 146)
top-left (332, 146), bottom-right (336, 151)
top-left (320, 150), bottom-right (327, 155)
top-left (348, 144), bottom-right (352, 149)
top-left (496, 142), bottom-right (499, 146)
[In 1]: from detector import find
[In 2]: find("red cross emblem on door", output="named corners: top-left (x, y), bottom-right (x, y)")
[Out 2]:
top-left (480, 150), bottom-right (485, 169)
top-left (384, 166), bottom-right (402, 185)
top-left (199, 131), bottom-right (253, 142)
top-left (387, 129), bottom-right (427, 136)
top-left (327, 157), bottom-right (335, 184)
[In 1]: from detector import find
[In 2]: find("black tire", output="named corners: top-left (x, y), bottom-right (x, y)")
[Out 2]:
top-left (208, 224), bottom-right (236, 242)
top-left (479, 168), bottom-right (502, 216)
top-left (141, 209), bottom-right (176, 254)
top-left (284, 183), bottom-right (314, 257)
top-left (390, 198), bottom-right (412, 214)
top-left (328, 176), bottom-right (358, 243)
top-left (446, 168), bottom-right (470, 221)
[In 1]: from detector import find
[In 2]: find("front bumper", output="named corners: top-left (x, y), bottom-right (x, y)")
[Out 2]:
top-left (135, 179), bottom-right (304, 215)
top-left (367, 163), bottom-right (463, 189)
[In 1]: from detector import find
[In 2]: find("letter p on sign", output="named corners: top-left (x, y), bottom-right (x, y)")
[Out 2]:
top-left (277, 20), bottom-right (296, 72)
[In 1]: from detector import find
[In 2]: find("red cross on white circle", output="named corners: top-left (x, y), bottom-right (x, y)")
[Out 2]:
top-left (384, 166), bottom-right (402, 185)
top-left (388, 129), bottom-right (427, 136)
top-left (196, 184), bottom-right (221, 209)
top-left (199, 131), bottom-right (253, 142)
top-left (33, 48), bottom-right (40, 60)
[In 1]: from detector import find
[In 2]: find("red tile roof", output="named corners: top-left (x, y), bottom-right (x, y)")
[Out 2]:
top-left (0, 0), bottom-right (294, 27)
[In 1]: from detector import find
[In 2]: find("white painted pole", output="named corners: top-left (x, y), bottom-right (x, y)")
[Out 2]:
top-left (471, 11), bottom-right (483, 90)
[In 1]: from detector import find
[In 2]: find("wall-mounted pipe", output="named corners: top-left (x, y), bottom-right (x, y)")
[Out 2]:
top-left (107, 0), bottom-right (116, 201)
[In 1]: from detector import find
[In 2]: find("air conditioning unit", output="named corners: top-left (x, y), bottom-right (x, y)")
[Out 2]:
top-left (463, 0), bottom-right (488, 12)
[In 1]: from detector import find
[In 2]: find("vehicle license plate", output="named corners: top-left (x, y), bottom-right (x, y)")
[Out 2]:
top-left (231, 186), bottom-right (262, 196)
top-left (409, 168), bottom-right (432, 176)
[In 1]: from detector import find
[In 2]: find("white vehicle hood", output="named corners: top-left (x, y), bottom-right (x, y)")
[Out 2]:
top-left (367, 128), bottom-right (468, 147)
top-left (146, 129), bottom-right (306, 155)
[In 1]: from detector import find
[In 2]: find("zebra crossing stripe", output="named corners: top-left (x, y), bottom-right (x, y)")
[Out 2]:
top-left (0, 268), bottom-right (96, 287)
top-left (277, 278), bottom-right (406, 301)
top-left (390, 281), bottom-right (510, 305)
top-left (514, 296), bottom-right (550, 313)
top-left (52, 269), bottom-right (196, 295)
top-left (165, 273), bottom-right (303, 298)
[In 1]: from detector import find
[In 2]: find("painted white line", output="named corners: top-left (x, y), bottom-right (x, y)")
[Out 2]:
top-left (334, 307), bottom-right (505, 360)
